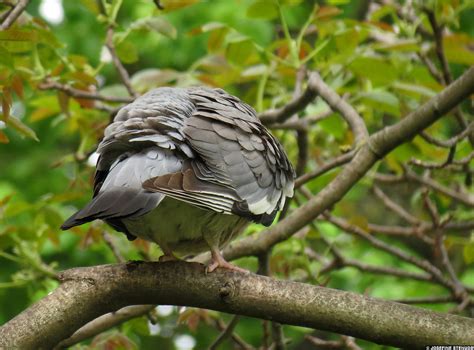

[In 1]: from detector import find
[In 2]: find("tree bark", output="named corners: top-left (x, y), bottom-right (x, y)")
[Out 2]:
top-left (0, 262), bottom-right (473, 349)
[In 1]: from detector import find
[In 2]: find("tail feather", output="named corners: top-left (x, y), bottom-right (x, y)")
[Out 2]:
top-left (60, 148), bottom-right (176, 231)
top-left (60, 205), bottom-right (96, 230)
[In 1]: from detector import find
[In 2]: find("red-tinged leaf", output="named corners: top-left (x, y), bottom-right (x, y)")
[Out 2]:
top-left (0, 130), bottom-right (9, 143)
top-left (132, 238), bottom-right (150, 254)
top-left (349, 215), bottom-right (369, 231)
top-left (51, 63), bottom-right (65, 76)
top-left (316, 6), bottom-right (342, 19)
top-left (177, 308), bottom-right (209, 332)
top-left (443, 33), bottom-right (474, 65)
top-left (80, 0), bottom-right (100, 14)
top-left (65, 71), bottom-right (98, 86)
top-left (30, 107), bottom-right (58, 122)
top-left (57, 91), bottom-right (70, 116)
top-left (1, 87), bottom-right (12, 120)
top-left (11, 75), bottom-right (23, 99)
top-left (0, 29), bottom-right (38, 42)
top-left (68, 55), bottom-right (88, 69)
top-left (72, 84), bottom-right (95, 109)
top-left (197, 74), bottom-right (218, 87)
top-left (0, 194), bottom-right (13, 207)
top-left (369, 21), bottom-right (394, 32)
top-left (207, 27), bottom-right (229, 52)
top-left (80, 225), bottom-right (102, 248)
top-left (160, 0), bottom-right (199, 11)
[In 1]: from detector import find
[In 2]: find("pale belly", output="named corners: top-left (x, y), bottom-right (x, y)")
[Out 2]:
top-left (122, 197), bottom-right (249, 256)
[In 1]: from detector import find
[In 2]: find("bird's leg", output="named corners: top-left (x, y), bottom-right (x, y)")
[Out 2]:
top-left (206, 245), bottom-right (248, 273)
top-left (158, 242), bottom-right (179, 262)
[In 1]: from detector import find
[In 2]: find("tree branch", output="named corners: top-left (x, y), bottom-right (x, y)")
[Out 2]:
top-left (55, 304), bottom-right (155, 348)
top-left (105, 26), bottom-right (138, 98)
top-left (306, 71), bottom-right (368, 145)
top-left (1, 262), bottom-right (473, 349)
top-left (223, 66), bottom-right (474, 262)
top-left (38, 79), bottom-right (133, 103)
top-left (0, 0), bottom-right (29, 30)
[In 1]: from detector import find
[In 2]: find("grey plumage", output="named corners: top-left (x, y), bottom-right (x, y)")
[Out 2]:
top-left (61, 87), bottom-right (295, 270)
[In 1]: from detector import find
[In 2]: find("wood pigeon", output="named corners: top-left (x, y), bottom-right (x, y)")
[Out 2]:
top-left (61, 87), bottom-right (295, 272)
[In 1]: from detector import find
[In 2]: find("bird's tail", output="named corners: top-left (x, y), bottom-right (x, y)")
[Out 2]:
top-left (60, 200), bottom-right (101, 230)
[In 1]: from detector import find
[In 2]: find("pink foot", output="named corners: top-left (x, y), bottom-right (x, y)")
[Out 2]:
top-left (206, 253), bottom-right (249, 274)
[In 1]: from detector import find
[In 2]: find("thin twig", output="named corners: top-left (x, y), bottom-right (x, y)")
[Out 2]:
top-left (295, 151), bottom-right (354, 188)
top-left (269, 109), bottom-right (332, 130)
top-left (102, 231), bottom-right (125, 263)
top-left (391, 295), bottom-right (462, 304)
top-left (307, 71), bottom-right (368, 145)
top-left (55, 305), bottom-right (156, 348)
top-left (210, 315), bottom-right (242, 350)
top-left (424, 7), bottom-right (473, 147)
top-left (418, 52), bottom-right (444, 83)
top-left (0, 0), bottom-right (29, 30)
top-left (38, 79), bottom-right (133, 103)
top-left (214, 318), bottom-right (255, 350)
top-left (372, 185), bottom-right (422, 226)
top-left (419, 122), bottom-right (474, 148)
top-left (105, 26), bottom-right (138, 98)
top-left (405, 168), bottom-right (474, 207)
top-left (425, 9), bottom-right (451, 85)
top-left (323, 213), bottom-right (458, 292)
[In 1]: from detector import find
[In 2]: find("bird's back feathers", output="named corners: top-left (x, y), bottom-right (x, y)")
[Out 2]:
top-left (61, 87), bottom-right (295, 235)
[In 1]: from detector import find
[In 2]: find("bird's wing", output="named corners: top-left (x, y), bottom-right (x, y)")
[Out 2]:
top-left (61, 89), bottom-right (197, 232)
top-left (144, 88), bottom-right (295, 225)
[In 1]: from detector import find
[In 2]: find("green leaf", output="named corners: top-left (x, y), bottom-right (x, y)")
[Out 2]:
top-left (392, 82), bottom-right (436, 99)
top-left (247, 0), bottom-right (278, 20)
top-left (131, 68), bottom-right (180, 91)
top-left (0, 45), bottom-right (13, 68)
top-left (115, 40), bottom-right (139, 64)
top-left (6, 116), bottom-right (39, 141)
top-left (226, 36), bottom-right (256, 65)
top-left (349, 56), bottom-right (398, 85)
top-left (105, 0), bottom-right (123, 22)
top-left (463, 242), bottom-right (474, 264)
top-left (318, 113), bottom-right (346, 140)
top-left (443, 33), bottom-right (474, 65)
top-left (358, 90), bottom-right (400, 116)
top-left (130, 17), bottom-right (177, 39)
top-left (327, 0), bottom-right (349, 4)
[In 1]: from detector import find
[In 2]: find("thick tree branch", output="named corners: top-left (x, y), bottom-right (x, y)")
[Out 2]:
top-left (1, 262), bottom-right (473, 349)
top-left (223, 66), bottom-right (474, 262)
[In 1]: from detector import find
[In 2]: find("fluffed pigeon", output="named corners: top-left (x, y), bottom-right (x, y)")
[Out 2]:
top-left (61, 87), bottom-right (295, 272)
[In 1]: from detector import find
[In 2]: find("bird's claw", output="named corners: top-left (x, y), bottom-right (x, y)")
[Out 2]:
top-left (206, 259), bottom-right (249, 274)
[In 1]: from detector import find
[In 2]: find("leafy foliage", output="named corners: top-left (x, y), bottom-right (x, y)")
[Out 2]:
top-left (0, 0), bottom-right (473, 349)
